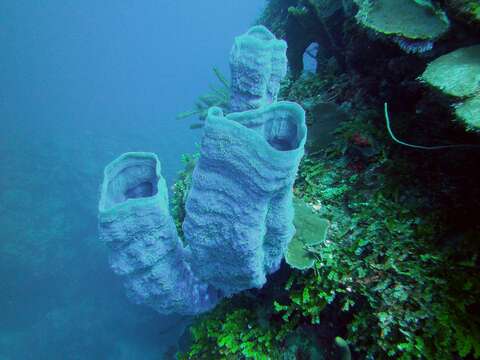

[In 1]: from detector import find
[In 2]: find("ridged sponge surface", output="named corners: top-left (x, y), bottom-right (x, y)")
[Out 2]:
top-left (230, 26), bottom-right (287, 112)
top-left (97, 26), bottom-right (308, 315)
top-left (183, 102), bottom-right (307, 295)
top-left (98, 152), bottom-right (219, 315)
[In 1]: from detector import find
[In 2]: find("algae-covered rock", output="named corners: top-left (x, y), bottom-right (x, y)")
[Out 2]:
top-left (455, 95), bottom-right (480, 130)
top-left (420, 44), bottom-right (480, 98)
top-left (306, 102), bottom-right (348, 152)
top-left (285, 197), bottom-right (330, 270)
top-left (354, 0), bottom-right (450, 53)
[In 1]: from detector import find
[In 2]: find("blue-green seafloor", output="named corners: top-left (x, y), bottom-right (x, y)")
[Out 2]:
top-left (0, 121), bottom-right (191, 359)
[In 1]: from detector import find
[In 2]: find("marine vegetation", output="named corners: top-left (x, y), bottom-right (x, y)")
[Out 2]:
top-left (176, 67), bottom-right (231, 129)
top-left (178, 108), bottom-right (480, 360)
top-left (177, 1), bottom-right (480, 358)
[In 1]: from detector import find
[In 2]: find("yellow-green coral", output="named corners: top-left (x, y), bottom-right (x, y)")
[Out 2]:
top-left (285, 197), bottom-right (330, 270)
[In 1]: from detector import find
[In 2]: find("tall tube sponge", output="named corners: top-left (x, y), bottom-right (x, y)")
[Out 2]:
top-left (98, 152), bottom-right (219, 315)
top-left (183, 102), bottom-right (307, 296)
top-left (230, 25), bottom-right (287, 112)
top-left (97, 26), bottom-right (305, 315)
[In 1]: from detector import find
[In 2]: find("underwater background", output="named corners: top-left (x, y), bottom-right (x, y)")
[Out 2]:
top-left (2, 0), bottom-right (480, 359)
top-left (0, 1), bottom-right (263, 359)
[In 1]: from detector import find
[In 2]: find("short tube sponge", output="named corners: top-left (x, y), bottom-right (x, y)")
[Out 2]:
top-left (230, 25), bottom-right (287, 112)
top-left (98, 152), bottom-right (219, 315)
top-left (182, 102), bottom-right (307, 296)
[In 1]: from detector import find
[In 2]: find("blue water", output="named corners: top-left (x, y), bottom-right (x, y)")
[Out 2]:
top-left (0, 1), bottom-right (263, 358)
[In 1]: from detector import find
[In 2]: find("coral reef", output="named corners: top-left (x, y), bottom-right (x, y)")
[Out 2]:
top-left (181, 109), bottom-right (480, 359)
top-left (180, 1), bottom-right (480, 358)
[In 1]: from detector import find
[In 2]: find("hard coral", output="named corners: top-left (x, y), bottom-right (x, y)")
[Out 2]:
top-left (285, 197), bottom-right (330, 270)
top-left (354, 0), bottom-right (450, 53)
top-left (420, 44), bottom-right (480, 130)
